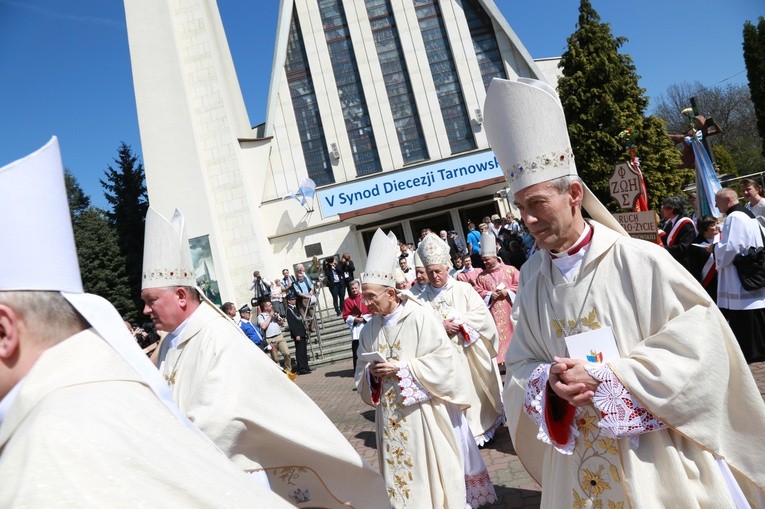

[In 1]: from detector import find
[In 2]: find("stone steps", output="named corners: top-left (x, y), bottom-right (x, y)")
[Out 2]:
top-left (280, 310), bottom-right (355, 369)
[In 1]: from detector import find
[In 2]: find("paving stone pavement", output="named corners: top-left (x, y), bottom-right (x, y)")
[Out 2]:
top-left (295, 359), bottom-right (765, 508)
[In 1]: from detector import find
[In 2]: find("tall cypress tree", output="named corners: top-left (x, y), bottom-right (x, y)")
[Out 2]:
top-left (743, 16), bottom-right (765, 157)
top-left (100, 142), bottom-right (148, 315)
top-left (557, 0), bottom-right (686, 210)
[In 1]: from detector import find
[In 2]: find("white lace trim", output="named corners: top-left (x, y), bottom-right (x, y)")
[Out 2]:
top-left (474, 412), bottom-right (506, 447)
top-left (465, 468), bottom-right (497, 508)
top-left (585, 363), bottom-right (666, 448)
top-left (523, 364), bottom-right (578, 454)
top-left (397, 362), bottom-right (432, 407)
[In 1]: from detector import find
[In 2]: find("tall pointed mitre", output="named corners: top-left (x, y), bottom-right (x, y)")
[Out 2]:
top-left (417, 232), bottom-right (451, 267)
top-left (479, 232), bottom-right (497, 258)
top-left (0, 137), bottom-right (82, 293)
top-left (361, 229), bottom-right (399, 287)
top-left (413, 249), bottom-right (423, 269)
top-left (0, 137), bottom-right (193, 428)
top-left (484, 77), bottom-right (626, 235)
top-left (142, 207), bottom-right (197, 289)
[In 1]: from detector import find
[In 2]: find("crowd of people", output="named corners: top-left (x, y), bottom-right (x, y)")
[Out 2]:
top-left (6, 76), bottom-right (765, 509)
top-left (656, 179), bottom-right (765, 364)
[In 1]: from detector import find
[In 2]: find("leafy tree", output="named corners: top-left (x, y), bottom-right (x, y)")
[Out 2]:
top-left (100, 142), bottom-right (148, 315)
top-left (556, 0), bottom-right (687, 210)
top-left (743, 16), bottom-right (765, 157)
top-left (64, 172), bottom-right (136, 323)
top-left (652, 82), bottom-right (765, 177)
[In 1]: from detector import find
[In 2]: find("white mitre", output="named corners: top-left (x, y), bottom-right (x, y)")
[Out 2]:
top-left (142, 207), bottom-right (196, 289)
top-left (484, 77), bottom-right (626, 235)
top-left (361, 229), bottom-right (399, 287)
top-left (417, 232), bottom-right (451, 267)
top-left (413, 249), bottom-right (424, 269)
top-left (0, 137), bottom-right (82, 293)
top-left (0, 137), bottom-right (192, 428)
top-left (479, 232), bottom-right (497, 258)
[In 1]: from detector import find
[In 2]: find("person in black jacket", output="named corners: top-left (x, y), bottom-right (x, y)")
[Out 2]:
top-left (323, 256), bottom-right (344, 315)
top-left (338, 252), bottom-right (355, 291)
top-left (285, 294), bottom-right (311, 374)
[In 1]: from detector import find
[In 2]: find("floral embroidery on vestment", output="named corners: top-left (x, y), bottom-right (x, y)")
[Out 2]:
top-left (507, 147), bottom-right (574, 182)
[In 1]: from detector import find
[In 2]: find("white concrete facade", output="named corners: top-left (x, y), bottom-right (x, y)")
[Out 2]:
top-left (124, 0), bottom-right (555, 307)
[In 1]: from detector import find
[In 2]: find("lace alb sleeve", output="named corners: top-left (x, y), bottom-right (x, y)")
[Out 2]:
top-left (585, 363), bottom-right (666, 447)
top-left (523, 363), bottom-right (578, 454)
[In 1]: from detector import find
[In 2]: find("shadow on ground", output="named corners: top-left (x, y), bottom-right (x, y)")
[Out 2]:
top-left (354, 430), bottom-right (377, 449)
top-left (323, 368), bottom-right (355, 378)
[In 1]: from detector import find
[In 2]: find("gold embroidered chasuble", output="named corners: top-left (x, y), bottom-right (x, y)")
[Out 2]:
top-left (159, 303), bottom-right (389, 508)
top-left (417, 280), bottom-right (505, 444)
top-left (355, 298), bottom-right (474, 508)
top-left (505, 221), bottom-right (765, 508)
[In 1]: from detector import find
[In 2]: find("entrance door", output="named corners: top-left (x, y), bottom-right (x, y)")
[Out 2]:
top-left (361, 223), bottom-right (405, 253)
top-left (459, 202), bottom-right (499, 230)
top-left (409, 213), bottom-right (453, 243)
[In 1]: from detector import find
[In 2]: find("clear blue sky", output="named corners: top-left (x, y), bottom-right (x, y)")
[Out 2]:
top-left (1, 0), bottom-right (761, 209)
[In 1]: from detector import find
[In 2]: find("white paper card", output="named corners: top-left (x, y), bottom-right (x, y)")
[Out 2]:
top-left (564, 326), bottom-right (620, 364)
top-left (360, 351), bottom-right (387, 364)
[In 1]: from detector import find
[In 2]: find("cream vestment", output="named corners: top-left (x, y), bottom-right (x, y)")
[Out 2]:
top-left (505, 221), bottom-right (765, 508)
top-left (158, 303), bottom-right (388, 508)
top-left (0, 330), bottom-right (292, 508)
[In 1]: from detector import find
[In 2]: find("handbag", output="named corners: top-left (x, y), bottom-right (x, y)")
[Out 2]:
top-left (733, 227), bottom-right (765, 291)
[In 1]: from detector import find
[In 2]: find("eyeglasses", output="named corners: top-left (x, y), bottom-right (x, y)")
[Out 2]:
top-left (361, 289), bottom-right (388, 303)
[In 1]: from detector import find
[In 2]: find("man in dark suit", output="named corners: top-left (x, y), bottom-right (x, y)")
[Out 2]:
top-left (285, 294), bottom-right (311, 374)
top-left (660, 195), bottom-right (696, 267)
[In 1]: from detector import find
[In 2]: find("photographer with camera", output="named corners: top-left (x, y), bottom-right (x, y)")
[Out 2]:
top-left (250, 270), bottom-right (271, 311)
top-left (257, 300), bottom-right (292, 373)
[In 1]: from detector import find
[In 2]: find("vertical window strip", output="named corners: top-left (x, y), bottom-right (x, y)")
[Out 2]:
top-left (285, 11), bottom-right (334, 185)
top-left (318, 0), bottom-right (382, 177)
top-left (459, 0), bottom-right (507, 89)
top-left (413, 0), bottom-right (476, 154)
top-left (364, 0), bottom-right (429, 164)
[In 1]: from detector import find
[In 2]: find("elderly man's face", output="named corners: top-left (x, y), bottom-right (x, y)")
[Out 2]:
top-left (415, 266), bottom-right (427, 285)
top-left (426, 264), bottom-right (449, 288)
top-left (141, 287), bottom-right (188, 332)
top-left (514, 181), bottom-right (582, 253)
top-left (361, 284), bottom-right (396, 315)
top-left (483, 255), bottom-right (500, 270)
top-left (439, 230), bottom-right (447, 240)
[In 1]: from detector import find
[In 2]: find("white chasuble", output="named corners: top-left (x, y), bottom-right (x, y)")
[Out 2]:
top-left (418, 280), bottom-right (505, 445)
top-left (159, 303), bottom-right (389, 509)
top-left (356, 298), bottom-right (494, 508)
top-left (505, 221), bottom-right (765, 509)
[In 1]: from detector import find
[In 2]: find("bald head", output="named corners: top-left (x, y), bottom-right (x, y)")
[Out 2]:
top-left (715, 188), bottom-right (738, 214)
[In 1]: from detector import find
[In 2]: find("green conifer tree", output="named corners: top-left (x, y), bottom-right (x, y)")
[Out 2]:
top-left (557, 0), bottom-right (687, 210)
top-left (743, 16), bottom-right (765, 157)
top-left (100, 142), bottom-right (148, 316)
top-left (64, 171), bottom-right (136, 323)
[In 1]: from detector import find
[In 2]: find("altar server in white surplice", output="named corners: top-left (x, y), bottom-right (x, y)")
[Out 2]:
top-left (142, 208), bottom-right (388, 509)
top-left (415, 233), bottom-right (505, 446)
top-left (0, 138), bottom-right (291, 508)
top-left (484, 78), bottom-right (765, 508)
top-left (355, 230), bottom-right (496, 509)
